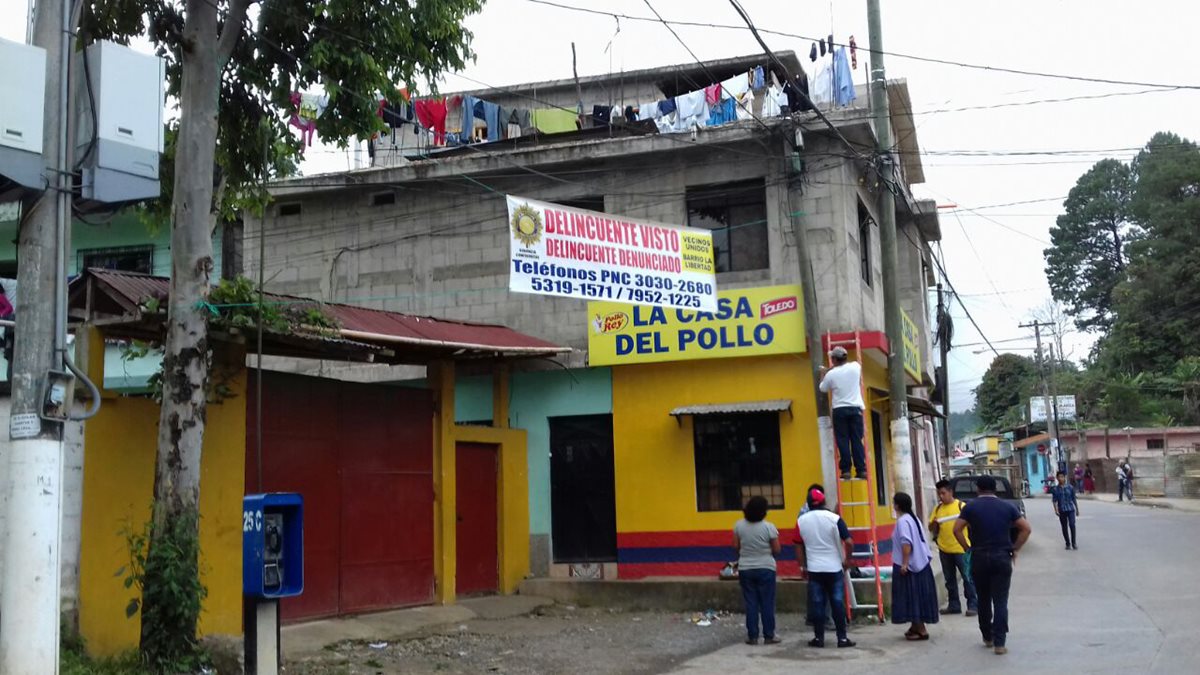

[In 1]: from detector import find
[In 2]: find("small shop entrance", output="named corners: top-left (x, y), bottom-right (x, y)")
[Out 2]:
top-left (549, 414), bottom-right (617, 563)
top-left (456, 442), bottom-right (499, 595)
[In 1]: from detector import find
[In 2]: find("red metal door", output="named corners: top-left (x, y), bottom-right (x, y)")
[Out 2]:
top-left (249, 372), bottom-right (435, 621)
top-left (455, 443), bottom-right (499, 596)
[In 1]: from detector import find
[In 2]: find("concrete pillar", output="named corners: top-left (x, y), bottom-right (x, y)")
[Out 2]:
top-left (431, 361), bottom-right (457, 604)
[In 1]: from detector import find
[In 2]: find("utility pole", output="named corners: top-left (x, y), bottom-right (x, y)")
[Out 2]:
top-left (1048, 343), bottom-right (1064, 473)
top-left (1021, 321), bottom-right (1059, 478)
top-left (867, 0), bottom-right (914, 496)
top-left (788, 181), bottom-right (838, 506)
top-left (2, 0), bottom-right (72, 670)
top-left (937, 283), bottom-right (950, 472)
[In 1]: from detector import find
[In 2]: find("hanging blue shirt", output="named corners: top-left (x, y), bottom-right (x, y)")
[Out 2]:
top-left (707, 97), bottom-right (737, 126)
top-left (832, 47), bottom-right (856, 107)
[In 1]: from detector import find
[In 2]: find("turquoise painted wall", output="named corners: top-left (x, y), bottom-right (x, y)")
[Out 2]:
top-left (0, 210), bottom-right (224, 389)
top-left (413, 367), bottom-right (614, 535)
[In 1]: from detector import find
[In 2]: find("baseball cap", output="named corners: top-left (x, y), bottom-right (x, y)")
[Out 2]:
top-left (809, 488), bottom-right (826, 504)
top-left (830, 346), bottom-right (848, 359)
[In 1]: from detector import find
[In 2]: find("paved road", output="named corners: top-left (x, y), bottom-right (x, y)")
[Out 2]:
top-left (668, 496), bottom-right (1200, 674)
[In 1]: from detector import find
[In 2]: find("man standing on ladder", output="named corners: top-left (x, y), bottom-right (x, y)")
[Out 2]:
top-left (820, 346), bottom-right (868, 480)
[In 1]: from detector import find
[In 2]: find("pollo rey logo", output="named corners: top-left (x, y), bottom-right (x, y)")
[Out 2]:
top-left (593, 312), bottom-right (630, 334)
top-left (510, 203), bottom-right (543, 247)
top-left (759, 296), bottom-right (799, 319)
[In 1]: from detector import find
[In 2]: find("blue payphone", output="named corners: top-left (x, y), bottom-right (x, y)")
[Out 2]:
top-left (242, 493), bottom-right (303, 675)
top-left (242, 493), bottom-right (304, 598)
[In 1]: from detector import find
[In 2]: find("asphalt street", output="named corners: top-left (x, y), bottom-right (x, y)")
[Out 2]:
top-left (668, 496), bottom-right (1200, 675)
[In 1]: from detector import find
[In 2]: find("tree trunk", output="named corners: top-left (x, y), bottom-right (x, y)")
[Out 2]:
top-left (143, 0), bottom-right (219, 650)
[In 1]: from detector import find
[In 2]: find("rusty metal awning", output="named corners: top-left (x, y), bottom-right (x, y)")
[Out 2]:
top-left (670, 399), bottom-right (793, 418)
top-left (907, 395), bottom-right (945, 419)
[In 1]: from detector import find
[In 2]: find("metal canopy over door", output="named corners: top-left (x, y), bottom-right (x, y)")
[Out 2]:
top-left (549, 414), bottom-right (617, 563)
top-left (455, 442), bottom-right (499, 596)
top-left (248, 371), bottom-right (435, 621)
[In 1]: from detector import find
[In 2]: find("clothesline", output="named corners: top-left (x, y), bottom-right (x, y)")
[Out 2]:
top-left (288, 42), bottom-right (859, 152)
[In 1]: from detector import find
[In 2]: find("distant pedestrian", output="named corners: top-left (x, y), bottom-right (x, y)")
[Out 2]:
top-left (1122, 460), bottom-right (1135, 501)
top-left (1073, 463), bottom-right (1085, 491)
top-left (1116, 462), bottom-right (1130, 502)
top-left (1051, 471), bottom-right (1079, 550)
top-left (819, 346), bottom-right (867, 480)
top-left (890, 492), bottom-right (939, 641)
top-left (796, 487), bottom-right (856, 649)
top-left (1083, 468), bottom-right (1095, 494)
top-left (954, 475), bottom-right (1033, 655)
top-left (929, 480), bottom-right (977, 616)
top-left (733, 496), bottom-right (781, 645)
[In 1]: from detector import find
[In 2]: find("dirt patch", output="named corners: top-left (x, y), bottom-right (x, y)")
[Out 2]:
top-left (282, 605), bottom-right (772, 674)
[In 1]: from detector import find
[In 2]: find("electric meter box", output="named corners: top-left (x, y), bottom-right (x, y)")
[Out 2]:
top-left (75, 40), bottom-right (164, 205)
top-left (0, 37), bottom-right (47, 197)
top-left (242, 493), bottom-right (304, 599)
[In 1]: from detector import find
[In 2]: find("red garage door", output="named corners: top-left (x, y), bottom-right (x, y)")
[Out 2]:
top-left (248, 372), bottom-right (434, 622)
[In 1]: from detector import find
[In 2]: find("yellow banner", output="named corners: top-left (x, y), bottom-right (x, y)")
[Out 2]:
top-left (587, 285), bottom-right (806, 366)
top-left (901, 308), bottom-right (921, 381)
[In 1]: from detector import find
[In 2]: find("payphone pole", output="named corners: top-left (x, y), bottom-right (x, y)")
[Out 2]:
top-left (244, 598), bottom-right (281, 675)
top-left (243, 493), bottom-right (303, 675)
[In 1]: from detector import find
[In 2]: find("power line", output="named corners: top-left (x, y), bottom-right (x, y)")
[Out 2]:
top-left (522, 0), bottom-right (1200, 90)
top-left (926, 244), bottom-right (1002, 358)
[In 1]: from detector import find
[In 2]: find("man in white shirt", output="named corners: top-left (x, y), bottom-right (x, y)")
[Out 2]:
top-left (796, 487), bottom-right (856, 648)
top-left (819, 346), bottom-right (867, 479)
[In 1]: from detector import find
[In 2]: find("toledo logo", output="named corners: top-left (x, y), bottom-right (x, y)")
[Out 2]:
top-left (759, 296), bottom-right (798, 319)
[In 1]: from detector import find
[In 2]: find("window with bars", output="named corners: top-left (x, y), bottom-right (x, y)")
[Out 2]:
top-left (693, 412), bottom-right (783, 512)
top-left (686, 180), bottom-right (768, 273)
top-left (79, 245), bottom-right (154, 274)
top-left (1146, 438), bottom-right (1165, 450)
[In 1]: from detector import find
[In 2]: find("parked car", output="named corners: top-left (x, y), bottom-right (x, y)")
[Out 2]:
top-left (949, 474), bottom-right (1027, 521)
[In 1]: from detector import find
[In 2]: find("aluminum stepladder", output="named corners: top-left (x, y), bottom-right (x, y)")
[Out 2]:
top-left (826, 330), bottom-right (886, 624)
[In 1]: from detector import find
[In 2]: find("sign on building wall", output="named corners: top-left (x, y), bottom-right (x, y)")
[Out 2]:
top-left (506, 196), bottom-right (717, 311)
top-left (1029, 395), bottom-right (1077, 423)
top-left (587, 284), bottom-right (806, 366)
top-left (900, 308), bottom-right (921, 381)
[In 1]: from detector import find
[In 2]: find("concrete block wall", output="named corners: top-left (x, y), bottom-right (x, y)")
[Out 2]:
top-left (0, 400), bottom-right (86, 615)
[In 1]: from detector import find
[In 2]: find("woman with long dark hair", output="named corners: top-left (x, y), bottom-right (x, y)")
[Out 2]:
top-left (733, 495), bottom-right (781, 645)
top-left (890, 492), bottom-right (939, 640)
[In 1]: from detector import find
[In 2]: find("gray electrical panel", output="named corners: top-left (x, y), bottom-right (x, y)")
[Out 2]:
top-left (0, 37), bottom-right (48, 200)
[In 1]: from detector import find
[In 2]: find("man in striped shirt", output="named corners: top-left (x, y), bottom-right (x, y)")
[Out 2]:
top-left (929, 479), bottom-right (977, 616)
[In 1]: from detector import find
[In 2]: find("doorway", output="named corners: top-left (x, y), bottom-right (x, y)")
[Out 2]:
top-left (456, 442), bottom-right (499, 595)
top-left (549, 414), bottom-right (617, 563)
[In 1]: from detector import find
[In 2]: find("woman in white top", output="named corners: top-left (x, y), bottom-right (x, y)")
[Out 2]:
top-left (733, 496), bottom-right (781, 645)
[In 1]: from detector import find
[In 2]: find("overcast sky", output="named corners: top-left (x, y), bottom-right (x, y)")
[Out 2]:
top-left (6, 0), bottom-right (1199, 411)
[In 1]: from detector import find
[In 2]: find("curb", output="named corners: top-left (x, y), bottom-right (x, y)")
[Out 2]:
top-left (1079, 494), bottom-right (1175, 510)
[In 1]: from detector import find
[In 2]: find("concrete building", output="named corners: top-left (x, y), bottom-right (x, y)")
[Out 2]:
top-left (249, 52), bottom-right (944, 578)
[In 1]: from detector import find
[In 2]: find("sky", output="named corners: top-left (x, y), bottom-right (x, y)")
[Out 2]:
top-left (5, 0), bottom-right (1200, 411)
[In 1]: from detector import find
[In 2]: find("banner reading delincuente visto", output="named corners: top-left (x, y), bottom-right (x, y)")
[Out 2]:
top-left (506, 196), bottom-right (717, 311)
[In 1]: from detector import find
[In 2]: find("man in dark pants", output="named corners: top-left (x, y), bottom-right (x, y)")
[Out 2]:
top-left (819, 346), bottom-right (867, 480)
top-left (1052, 470), bottom-right (1079, 550)
top-left (796, 488), bottom-right (856, 648)
top-left (929, 479), bottom-right (977, 616)
top-left (954, 475), bottom-right (1032, 655)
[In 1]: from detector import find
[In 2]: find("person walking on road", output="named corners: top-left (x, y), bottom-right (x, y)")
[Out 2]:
top-left (1051, 470), bottom-right (1079, 550)
top-left (1122, 460), bottom-right (1135, 501)
top-left (954, 475), bottom-right (1032, 655)
top-left (1083, 468), bottom-right (1095, 494)
top-left (796, 487), bottom-right (856, 649)
top-left (929, 480), bottom-right (978, 617)
top-left (891, 492), bottom-right (939, 641)
top-left (733, 496), bottom-right (781, 645)
top-left (1073, 463), bottom-right (1085, 491)
top-left (819, 346), bottom-right (867, 480)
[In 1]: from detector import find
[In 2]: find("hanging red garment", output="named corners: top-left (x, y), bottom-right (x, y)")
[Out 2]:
top-left (426, 98), bottom-right (448, 145)
top-left (704, 84), bottom-right (721, 105)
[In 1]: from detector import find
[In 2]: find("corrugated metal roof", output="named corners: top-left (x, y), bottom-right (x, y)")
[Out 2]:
top-left (73, 269), bottom-right (567, 360)
top-left (670, 400), bottom-right (792, 416)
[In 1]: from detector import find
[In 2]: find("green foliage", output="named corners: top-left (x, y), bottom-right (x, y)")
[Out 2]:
top-left (975, 354), bottom-right (1039, 428)
top-left (947, 408), bottom-right (982, 441)
top-left (61, 626), bottom-right (148, 675)
top-left (122, 505), bottom-right (209, 674)
top-left (1045, 158), bottom-right (1136, 332)
top-left (207, 275), bottom-right (340, 336)
top-left (83, 0), bottom-right (484, 223)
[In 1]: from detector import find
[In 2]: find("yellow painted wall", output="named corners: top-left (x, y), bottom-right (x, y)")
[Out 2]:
top-left (612, 354), bottom-right (820, 535)
top-left (78, 346), bottom-right (246, 656)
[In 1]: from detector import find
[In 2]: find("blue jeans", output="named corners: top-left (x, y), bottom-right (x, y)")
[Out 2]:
top-left (972, 549), bottom-right (1014, 647)
top-left (940, 550), bottom-right (978, 612)
top-left (807, 571), bottom-right (848, 641)
top-left (832, 407), bottom-right (867, 476)
top-left (1059, 510), bottom-right (1077, 547)
top-left (739, 568), bottom-right (777, 640)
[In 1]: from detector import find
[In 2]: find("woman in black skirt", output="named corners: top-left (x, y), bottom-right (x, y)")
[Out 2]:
top-left (890, 492), bottom-right (939, 640)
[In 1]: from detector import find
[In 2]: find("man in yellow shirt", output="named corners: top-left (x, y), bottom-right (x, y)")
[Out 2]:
top-left (929, 479), bottom-right (978, 616)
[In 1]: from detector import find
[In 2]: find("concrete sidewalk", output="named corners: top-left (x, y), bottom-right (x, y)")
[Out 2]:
top-left (1080, 491), bottom-right (1200, 513)
top-left (280, 594), bottom-right (553, 658)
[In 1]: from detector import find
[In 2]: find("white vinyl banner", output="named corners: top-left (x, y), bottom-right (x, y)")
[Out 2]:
top-left (506, 195), bottom-right (718, 311)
